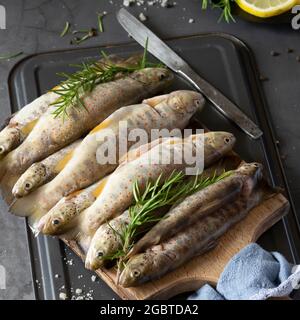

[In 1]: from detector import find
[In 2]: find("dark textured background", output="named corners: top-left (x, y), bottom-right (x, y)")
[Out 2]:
top-left (0, 0), bottom-right (299, 300)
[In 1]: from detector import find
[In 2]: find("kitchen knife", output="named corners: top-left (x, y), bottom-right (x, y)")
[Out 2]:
top-left (117, 8), bottom-right (263, 139)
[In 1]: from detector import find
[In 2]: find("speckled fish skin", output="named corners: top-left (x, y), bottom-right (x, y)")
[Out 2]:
top-left (1, 67), bottom-right (173, 179)
top-left (128, 162), bottom-right (263, 257)
top-left (85, 207), bottom-right (168, 270)
top-left (37, 176), bottom-right (109, 235)
top-left (85, 210), bottom-right (131, 270)
top-left (0, 91), bottom-right (59, 159)
top-left (79, 132), bottom-right (236, 237)
top-left (12, 139), bottom-right (81, 198)
top-left (85, 161), bottom-right (257, 270)
top-left (32, 90), bottom-right (203, 208)
top-left (0, 55), bottom-right (133, 159)
top-left (119, 184), bottom-right (264, 287)
top-left (9, 90), bottom-right (202, 219)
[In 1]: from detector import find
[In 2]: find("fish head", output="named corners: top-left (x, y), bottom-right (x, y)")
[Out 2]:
top-left (36, 201), bottom-right (77, 235)
top-left (134, 67), bottom-right (174, 88)
top-left (237, 162), bottom-right (263, 177)
top-left (204, 131), bottom-right (236, 155)
top-left (12, 163), bottom-right (47, 198)
top-left (85, 226), bottom-right (119, 270)
top-left (237, 162), bottom-right (263, 196)
top-left (119, 253), bottom-right (152, 287)
top-left (165, 90), bottom-right (205, 115)
top-left (189, 132), bottom-right (236, 166)
top-left (0, 127), bottom-right (21, 158)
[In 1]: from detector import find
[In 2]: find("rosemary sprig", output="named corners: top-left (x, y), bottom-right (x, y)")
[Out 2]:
top-left (201, 0), bottom-right (235, 23)
top-left (60, 21), bottom-right (70, 37)
top-left (0, 51), bottom-right (23, 60)
top-left (50, 39), bottom-right (156, 118)
top-left (106, 169), bottom-right (232, 275)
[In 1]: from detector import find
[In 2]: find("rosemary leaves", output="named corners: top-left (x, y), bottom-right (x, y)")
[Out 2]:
top-left (106, 170), bottom-right (232, 272)
top-left (50, 40), bottom-right (158, 118)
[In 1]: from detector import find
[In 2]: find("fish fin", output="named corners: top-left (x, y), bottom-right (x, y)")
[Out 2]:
top-left (77, 235), bottom-right (92, 254)
top-left (63, 226), bottom-right (91, 254)
top-left (27, 207), bottom-right (49, 234)
top-left (118, 138), bottom-right (164, 166)
top-left (194, 240), bottom-right (218, 258)
top-left (9, 186), bottom-right (47, 217)
top-left (142, 94), bottom-right (169, 107)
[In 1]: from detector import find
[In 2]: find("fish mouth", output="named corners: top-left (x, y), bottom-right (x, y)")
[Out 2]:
top-left (85, 257), bottom-right (101, 271)
top-left (118, 271), bottom-right (131, 287)
top-left (12, 185), bottom-right (25, 198)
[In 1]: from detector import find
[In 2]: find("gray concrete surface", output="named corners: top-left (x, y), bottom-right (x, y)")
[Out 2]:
top-left (0, 0), bottom-right (299, 299)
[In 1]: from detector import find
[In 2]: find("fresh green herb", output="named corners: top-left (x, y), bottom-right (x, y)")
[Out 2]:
top-left (60, 22), bottom-right (70, 37)
top-left (70, 28), bottom-right (97, 45)
top-left (140, 38), bottom-right (148, 69)
top-left (72, 29), bottom-right (90, 34)
top-left (0, 51), bottom-right (23, 60)
top-left (105, 169), bottom-right (232, 276)
top-left (201, 0), bottom-right (235, 23)
top-left (50, 39), bottom-right (157, 118)
top-left (97, 13), bottom-right (104, 33)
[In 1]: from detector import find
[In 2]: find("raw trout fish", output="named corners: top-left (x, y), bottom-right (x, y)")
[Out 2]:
top-left (9, 90), bottom-right (202, 221)
top-left (127, 162), bottom-right (262, 257)
top-left (85, 162), bottom-right (260, 270)
top-left (37, 176), bottom-right (109, 236)
top-left (79, 131), bottom-right (236, 238)
top-left (0, 67), bottom-right (173, 180)
top-left (12, 139), bottom-right (81, 198)
top-left (119, 163), bottom-right (263, 287)
top-left (0, 92), bottom-right (58, 159)
top-left (0, 54), bottom-right (139, 159)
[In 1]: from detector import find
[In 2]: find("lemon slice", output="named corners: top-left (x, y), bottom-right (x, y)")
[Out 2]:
top-left (236, 0), bottom-right (297, 18)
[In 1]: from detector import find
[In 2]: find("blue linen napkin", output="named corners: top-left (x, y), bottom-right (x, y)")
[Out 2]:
top-left (188, 243), bottom-right (300, 300)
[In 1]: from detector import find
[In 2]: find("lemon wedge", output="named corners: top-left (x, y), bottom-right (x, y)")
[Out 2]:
top-left (236, 0), bottom-right (297, 18)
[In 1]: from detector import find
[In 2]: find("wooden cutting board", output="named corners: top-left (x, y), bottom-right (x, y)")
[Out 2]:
top-left (65, 192), bottom-right (289, 300)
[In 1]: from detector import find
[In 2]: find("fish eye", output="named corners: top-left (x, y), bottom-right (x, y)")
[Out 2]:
top-left (224, 137), bottom-right (231, 144)
top-left (52, 219), bottom-right (60, 225)
top-left (97, 251), bottom-right (104, 258)
top-left (253, 163), bottom-right (259, 168)
top-left (195, 100), bottom-right (202, 107)
top-left (132, 269), bottom-right (141, 278)
top-left (159, 73), bottom-right (166, 81)
top-left (24, 182), bottom-right (32, 190)
top-left (0, 146), bottom-right (5, 154)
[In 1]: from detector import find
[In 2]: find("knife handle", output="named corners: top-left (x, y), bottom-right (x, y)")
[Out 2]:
top-left (178, 68), bottom-right (263, 140)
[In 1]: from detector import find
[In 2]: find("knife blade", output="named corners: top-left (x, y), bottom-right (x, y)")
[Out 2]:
top-left (117, 8), bottom-right (263, 140)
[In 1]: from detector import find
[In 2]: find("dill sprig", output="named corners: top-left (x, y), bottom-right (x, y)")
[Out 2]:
top-left (201, 0), bottom-right (235, 23)
top-left (106, 169), bottom-right (232, 275)
top-left (50, 40), bottom-right (156, 118)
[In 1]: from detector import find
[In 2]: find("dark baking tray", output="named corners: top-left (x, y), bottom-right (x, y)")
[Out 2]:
top-left (7, 33), bottom-right (300, 300)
